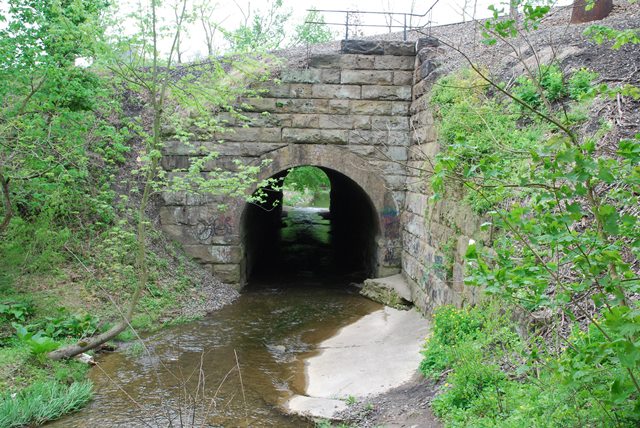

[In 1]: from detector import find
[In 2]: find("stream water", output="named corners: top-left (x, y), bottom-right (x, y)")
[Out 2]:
top-left (50, 208), bottom-right (383, 427)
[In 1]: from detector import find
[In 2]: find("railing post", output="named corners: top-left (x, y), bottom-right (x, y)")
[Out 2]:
top-left (403, 13), bottom-right (407, 41)
top-left (345, 12), bottom-right (350, 40)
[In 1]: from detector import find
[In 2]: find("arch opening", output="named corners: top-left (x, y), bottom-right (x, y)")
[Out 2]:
top-left (241, 165), bottom-right (380, 285)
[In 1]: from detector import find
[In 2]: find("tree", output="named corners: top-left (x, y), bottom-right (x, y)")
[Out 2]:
top-left (46, 0), bottom-right (191, 360)
top-left (0, 0), bottom-right (112, 237)
top-left (170, 0), bottom-right (196, 63)
top-left (195, 0), bottom-right (226, 56)
top-left (47, 0), bottom-right (273, 360)
top-left (291, 8), bottom-right (334, 46)
top-left (223, 0), bottom-right (291, 53)
top-left (283, 166), bottom-right (330, 193)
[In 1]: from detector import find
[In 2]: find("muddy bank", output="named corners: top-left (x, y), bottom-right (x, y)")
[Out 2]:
top-left (336, 373), bottom-right (442, 428)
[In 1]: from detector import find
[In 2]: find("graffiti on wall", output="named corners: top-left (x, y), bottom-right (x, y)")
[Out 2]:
top-left (381, 207), bottom-right (400, 240)
top-left (380, 206), bottom-right (401, 266)
top-left (195, 215), bottom-right (233, 241)
top-left (383, 241), bottom-right (401, 265)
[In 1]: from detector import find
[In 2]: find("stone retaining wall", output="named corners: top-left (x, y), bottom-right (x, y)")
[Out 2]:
top-left (402, 38), bottom-right (484, 313)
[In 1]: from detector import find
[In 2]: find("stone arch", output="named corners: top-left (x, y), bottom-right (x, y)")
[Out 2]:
top-left (232, 144), bottom-right (401, 285)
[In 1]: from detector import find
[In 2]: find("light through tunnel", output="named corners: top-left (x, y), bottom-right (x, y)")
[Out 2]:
top-left (241, 166), bottom-right (380, 285)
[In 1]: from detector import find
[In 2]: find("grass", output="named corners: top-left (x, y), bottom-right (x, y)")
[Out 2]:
top-left (0, 380), bottom-right (92, 427)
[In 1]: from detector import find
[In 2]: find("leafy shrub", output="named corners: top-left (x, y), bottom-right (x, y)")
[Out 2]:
top-left (432, 357), bottom-right (505, 416)
top-left (513, 74), bottom-right (542, 108)
top-left (512, 64), bottom-right (568, 108)
top-left (430, 69), bottom-right (548, 213)
top-left (420, 303), bottom-right (640, 427)
top-left (539, 64), bottom-right (567, 102)
top-left (36, 310), bottom-right (99, 340)
top-left (10, 309), bottom-right (98, 359)
top-left (568, 68), bottom-right (599, 101)
top-left (0, 302), bottom-right (33, 324)
top-left (431, 305), bottom-right (483, 346)
top-left (0, 380), bottom-right (92, 427)
top-left (419, 336), bottom-right (450, 379)
top-left (0, 217), bottom-right (71, 275)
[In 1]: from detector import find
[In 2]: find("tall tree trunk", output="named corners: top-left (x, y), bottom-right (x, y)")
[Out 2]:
top-left (0, 173), bottom-right (12, 235)
top-left (571, 0), bottom-right (613, 23)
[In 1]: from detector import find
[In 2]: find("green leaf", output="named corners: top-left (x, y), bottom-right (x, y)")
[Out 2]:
top-left (465, 241), bottom-right (477, 259)
top-left (617, 340), bottom-right (640, 369)
top-left (598, 204), bottom-right (620, 235)
top-left (597, 166), bottom-right (615, 183)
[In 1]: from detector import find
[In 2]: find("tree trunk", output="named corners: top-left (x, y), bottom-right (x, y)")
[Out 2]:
top-left (0, 174), bottom-right (12, 235)
top-left (571, 0), bottom-right (613, 24)
top-left (509, 0), bottom-right (518, 21)
top-left (47, 321), bottom-right (128, 360)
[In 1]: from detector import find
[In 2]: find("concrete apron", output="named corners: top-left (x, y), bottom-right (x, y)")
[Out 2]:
top-left (286, 306), bottom-right (430, 419)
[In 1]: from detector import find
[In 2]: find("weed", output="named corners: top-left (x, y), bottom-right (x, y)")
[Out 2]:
top-left (345, 395), bottom-right (357, 406)
top-left (420, 303), bottom-right (640, 426)
top-left (36, 310), bottom-right (99, 340)
top-left (125, 341), bottom-right (145, 357)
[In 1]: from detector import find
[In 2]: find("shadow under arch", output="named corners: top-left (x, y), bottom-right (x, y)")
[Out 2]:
top-left (234, 145), bottom-right (401, 286)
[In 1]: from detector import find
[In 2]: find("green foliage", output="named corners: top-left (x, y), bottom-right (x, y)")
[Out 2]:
top-left (567, 68), bottom-right (599, 101)
top-left (223, 0), bottom-right (291, 53)
top-left (420, 304), bottom-right (640, 427)
top-left (584, 25), bottom-right (640, 50)
top-left (511, 64), bottom-right (567, 108)
top-left (428, 5), bottom-right (640, 421)
top-left (13, 324), bottom-right (60, 357)
top-left (284, 166), bottom-right (330, 193)
top-left (430, 69), bottom-right (548, 212)
top-left (482, 0), bottom-right (550, 45)
top-left (0, 302), bottom-right (33, 324)
top-left (538, 64), bottom-right (567, 102)
top-left (1, 217), bottom-right (71, 275)
top-left (35, 310), bottom-right (99, 340)
top-left (431, 305), bottom-right (483, 346)
top-left (281, 166), bottom-right (331, 207)
top-left (0, 379), bottom-right (92, 427)
top-left (0, 0), bottom-right (129, 286)
top-left (292, 9), bottom-right (334, 46)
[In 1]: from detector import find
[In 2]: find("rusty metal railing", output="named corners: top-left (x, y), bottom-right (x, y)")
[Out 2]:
top-left (306, 0), bottom-right (441, 41)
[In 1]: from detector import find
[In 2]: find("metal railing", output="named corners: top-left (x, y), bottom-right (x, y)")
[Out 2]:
top-left (306, 0), bottom-right (441, 41)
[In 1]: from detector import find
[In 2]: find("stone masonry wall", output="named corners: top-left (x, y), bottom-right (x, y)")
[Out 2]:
top-left (402, 38), bottom-right (485, 313)
top-left (160, 41), bottom-right (415, 286)
top-left (159, 37), bottom-right (488, 312)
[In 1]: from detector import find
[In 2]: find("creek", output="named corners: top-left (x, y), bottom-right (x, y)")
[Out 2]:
top-left (50, 208), bottom-right (384, 426)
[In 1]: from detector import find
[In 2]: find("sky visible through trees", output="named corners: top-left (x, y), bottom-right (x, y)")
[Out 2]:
top-left (70, 0), bottom-right (570, 60)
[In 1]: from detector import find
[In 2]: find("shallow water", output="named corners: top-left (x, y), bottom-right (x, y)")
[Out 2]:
top-left (50, 208), bottom-right (382, 427)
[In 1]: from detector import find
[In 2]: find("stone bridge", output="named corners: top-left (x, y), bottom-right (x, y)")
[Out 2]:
top-left (159, 39), bottom-right (484, 313)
